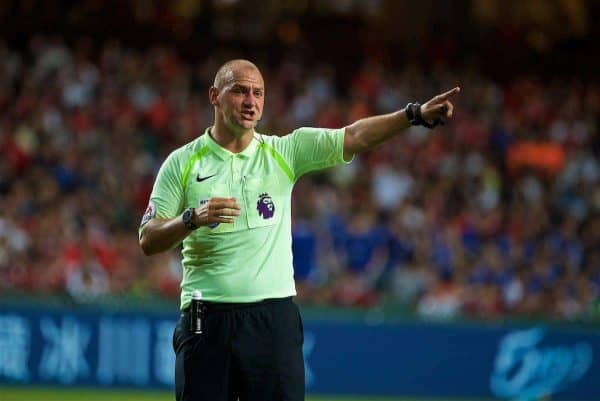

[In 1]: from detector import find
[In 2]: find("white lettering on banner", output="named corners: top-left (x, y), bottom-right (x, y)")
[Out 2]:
top-left (97, 318), bottom-right (150, 385)
top-left (303, 331), bottom-right (315, 388)
top-left (39, 317), bottom-right (91, 383)
top-left (154, 321), bottom-right (176, 385)
top-left (0, 315), bottom-right (30, 381)
top-left (490, 327), bottom-right (593, 401)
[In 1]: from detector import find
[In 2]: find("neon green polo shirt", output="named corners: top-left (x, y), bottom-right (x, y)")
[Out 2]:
top-left (143, 126), bottom-right (350, 308)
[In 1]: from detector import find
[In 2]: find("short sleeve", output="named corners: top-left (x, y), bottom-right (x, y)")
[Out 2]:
top-left (276, 127), bottom-right (352, 179)
top-left (149, 151), bottom-right (185, 219)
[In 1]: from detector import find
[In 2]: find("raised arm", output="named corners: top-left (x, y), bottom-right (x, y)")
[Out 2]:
top-left (343, 87), bottom-right (460, 160)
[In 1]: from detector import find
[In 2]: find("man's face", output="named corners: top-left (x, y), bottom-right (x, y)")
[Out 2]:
top-left (214, 66), bottom-right (265, 135)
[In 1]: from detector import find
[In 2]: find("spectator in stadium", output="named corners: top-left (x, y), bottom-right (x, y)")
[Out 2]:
top-left (137, 58), bottom-right (459, 401)
top-left (328, 205), bottom-right (388, 307)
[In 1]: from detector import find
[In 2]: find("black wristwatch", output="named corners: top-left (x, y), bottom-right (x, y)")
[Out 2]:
top-left (405, 102), bottom-right (444, 129)
top-left (182, 208), bottom-right (198, 230)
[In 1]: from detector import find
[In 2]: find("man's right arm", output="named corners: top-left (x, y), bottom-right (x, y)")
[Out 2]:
top-left (139, 214), bottom-right (194, 256)
top-left (139, 197), bottom-right (241, 256)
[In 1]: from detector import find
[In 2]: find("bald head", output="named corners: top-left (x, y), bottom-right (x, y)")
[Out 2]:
top-left (214, 59), bottom-right (262, 90)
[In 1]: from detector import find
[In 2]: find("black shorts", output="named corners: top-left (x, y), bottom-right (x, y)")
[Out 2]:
top-left (173, 296), bottom-right (305, 401)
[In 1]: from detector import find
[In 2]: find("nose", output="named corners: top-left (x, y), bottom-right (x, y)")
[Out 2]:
top-left (243, 92), bottom-right (256, 107)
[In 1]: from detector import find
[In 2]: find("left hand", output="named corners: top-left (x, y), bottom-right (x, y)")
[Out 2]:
top-left (420, 86), bottom-right (460, 125)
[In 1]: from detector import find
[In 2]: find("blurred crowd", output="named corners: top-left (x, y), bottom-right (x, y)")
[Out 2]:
top-left (1, 36), bottom-right (600, 321)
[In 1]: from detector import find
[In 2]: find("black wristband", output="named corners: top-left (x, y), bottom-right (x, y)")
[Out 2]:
top-left (405, 102), bottom-right (444, 129)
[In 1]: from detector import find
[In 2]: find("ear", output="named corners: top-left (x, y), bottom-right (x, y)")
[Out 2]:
top-left (209, 86), bottom-right (219, 106)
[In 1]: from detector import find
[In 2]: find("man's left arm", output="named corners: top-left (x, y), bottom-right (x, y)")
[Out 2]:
top-left (343, 87), bottom-right (460, 160)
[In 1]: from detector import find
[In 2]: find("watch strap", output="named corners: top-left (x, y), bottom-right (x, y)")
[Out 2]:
top-left (183, 208), bottom-right (198, 230)
top-left (405, 102), bottom-right (444, 129)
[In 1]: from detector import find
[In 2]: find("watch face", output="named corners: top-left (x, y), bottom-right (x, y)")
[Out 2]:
top-left (183, 208), bottom-right (198, 230)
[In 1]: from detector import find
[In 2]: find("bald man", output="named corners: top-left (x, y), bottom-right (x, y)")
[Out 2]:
top-left (139, 59), bottom-right (459, 401)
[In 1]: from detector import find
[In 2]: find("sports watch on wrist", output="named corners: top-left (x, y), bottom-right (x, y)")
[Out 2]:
top-left (405, 102), bottom-right (422, 126)
top-left (405, 102), bottom-right (444, 129)
top-left (182, 208), bottom-right (198, 230)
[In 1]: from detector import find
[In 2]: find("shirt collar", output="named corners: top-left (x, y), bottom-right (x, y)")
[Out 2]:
top-left (202, 127), bottom-right (259, 160)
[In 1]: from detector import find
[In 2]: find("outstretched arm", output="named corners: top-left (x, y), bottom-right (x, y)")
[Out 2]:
top-left (343, 87), bottom-right (460, 160)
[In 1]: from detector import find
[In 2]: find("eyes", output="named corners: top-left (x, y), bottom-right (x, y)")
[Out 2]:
top-left (230, 85), bottom-right (263, 98)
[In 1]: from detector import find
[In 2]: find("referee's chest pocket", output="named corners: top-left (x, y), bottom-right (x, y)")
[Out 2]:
top-left (243, 176), bottom-right (282, 228)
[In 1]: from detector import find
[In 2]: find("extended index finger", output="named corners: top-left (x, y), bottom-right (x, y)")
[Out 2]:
top-left (437, 86), bottom-right (461, 100)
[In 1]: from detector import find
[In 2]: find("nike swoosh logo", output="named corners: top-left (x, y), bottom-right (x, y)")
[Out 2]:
top-left (196, 174), bottom-right (216, 183)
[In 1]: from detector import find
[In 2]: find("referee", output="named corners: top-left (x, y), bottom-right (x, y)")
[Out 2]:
top-left (138, 59), bottom-right (459, 401)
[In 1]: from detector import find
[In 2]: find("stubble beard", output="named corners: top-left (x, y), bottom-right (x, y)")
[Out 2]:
top-left (227, 114), bottom-right (256, 137)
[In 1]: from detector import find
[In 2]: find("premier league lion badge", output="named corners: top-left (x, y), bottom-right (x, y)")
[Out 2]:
top-left (257, 193), bottom-right (275, 219)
